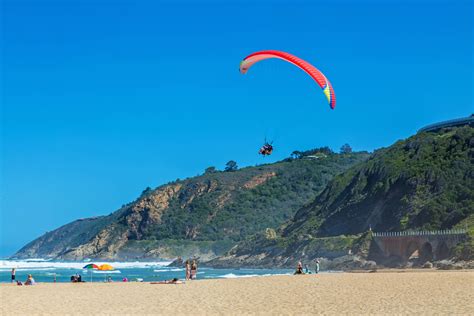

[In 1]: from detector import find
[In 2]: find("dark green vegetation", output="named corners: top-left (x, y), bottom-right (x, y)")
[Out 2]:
top-left (286, 126), bottom-right (473, 237)
top-left (453, 214), bottom-right (474, 260)
top-left (13, 151), bottom-right (368, 260)
top-left (209, 126), bottom-right (474, 267)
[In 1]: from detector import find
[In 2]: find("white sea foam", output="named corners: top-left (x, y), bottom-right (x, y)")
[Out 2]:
top-left (217, 273), bottom-right (291, 279)
top-left (92, 270), bottom-right (121, 274)
top-left (153, 268), bottom-right (183, 272)
top-left (22, 258), bottom-right (51, 262)
top-left (0, 267), bottom-right (56, 272)
top-left (218, 273), bottom-right (259, 279)
top-left (0, 260), bottom-right (171, 270)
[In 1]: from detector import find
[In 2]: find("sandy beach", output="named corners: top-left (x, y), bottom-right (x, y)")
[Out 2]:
top-left (1, 270), bottom-right (473, 315)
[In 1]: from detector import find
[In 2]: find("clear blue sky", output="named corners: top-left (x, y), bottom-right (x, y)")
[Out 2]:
top-left (1, 0), bottom-right (472, 256)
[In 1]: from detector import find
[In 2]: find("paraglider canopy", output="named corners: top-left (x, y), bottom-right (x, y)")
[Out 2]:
top-left (240, 50), bottom-right (336, 109)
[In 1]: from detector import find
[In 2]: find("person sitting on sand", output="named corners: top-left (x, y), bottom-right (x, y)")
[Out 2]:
top-left (190, 260), bottom-right (197, 280)
top-left (151, 278), bottom-right (183, 284)
top-left (25, 274), bottom-right (36, 285)
top-left (294, 261), bottom-right (304, 275)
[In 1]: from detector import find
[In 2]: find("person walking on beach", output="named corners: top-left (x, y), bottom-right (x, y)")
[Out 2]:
top-left (315, 259), bottom-right (320, 274)
top-left (185, 260), bottom-right (191, 281)
top-left (190, 260), bottom-right (197, 280)
top-left (11, 268), bottom-right (16, 283)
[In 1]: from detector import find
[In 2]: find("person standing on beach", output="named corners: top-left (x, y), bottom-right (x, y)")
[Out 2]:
top-left (185, 260), bottom-right (191, 281)
top-left (315, 259), bottom-right (320, 274)
top-left (190, 260), bottom-right (197, 280)
top-left (11, 268), bottom-right (16, 283)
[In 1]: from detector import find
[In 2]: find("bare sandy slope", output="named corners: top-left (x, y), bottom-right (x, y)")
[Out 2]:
top-left (1, 271), bottom-right (473, 315)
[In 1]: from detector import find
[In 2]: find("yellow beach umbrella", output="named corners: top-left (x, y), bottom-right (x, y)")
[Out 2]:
top-left (98, 264), bottom-right (114, 271)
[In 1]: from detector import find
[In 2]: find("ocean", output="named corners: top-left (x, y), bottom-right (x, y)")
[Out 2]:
top-left (0, 259), bottom-right (292, 283)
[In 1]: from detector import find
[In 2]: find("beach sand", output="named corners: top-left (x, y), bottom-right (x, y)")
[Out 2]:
top-left (1, 270), bottom-right (473, 315)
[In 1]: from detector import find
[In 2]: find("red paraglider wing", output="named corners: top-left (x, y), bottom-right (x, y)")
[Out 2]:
top-left (240, 50), bottom-right (336, 109)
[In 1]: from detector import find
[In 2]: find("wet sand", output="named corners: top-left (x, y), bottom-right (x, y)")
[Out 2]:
top-left (1, 271), bottom-right (473, 315)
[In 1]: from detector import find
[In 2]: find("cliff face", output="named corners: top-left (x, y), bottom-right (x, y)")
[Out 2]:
top-left (209, 126), bottom-right (474, 268)
top-left (13, 152), bottom-right (368, 260)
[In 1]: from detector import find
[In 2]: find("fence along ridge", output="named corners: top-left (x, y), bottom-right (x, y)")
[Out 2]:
top-left (372, 228), bottom-right (467, 237)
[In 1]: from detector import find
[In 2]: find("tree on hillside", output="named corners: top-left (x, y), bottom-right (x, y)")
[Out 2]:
top-left (296, 147), bottom-right (334, 158)
top-left (224, 160), bottom-right (238, 172)
top-left (316, 146), bottom-right (334, 155)
top-left (204, 166), bottom-right (218, 174)
top-left (141, 187), bottom-right (152, 196)
top-left (340, 143), bottom-right (352, 154)
top-left (291, 151), bottom-right (303, 159)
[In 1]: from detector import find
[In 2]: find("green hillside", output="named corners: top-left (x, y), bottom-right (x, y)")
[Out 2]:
top-left (13, 151), bottom-right (368, 260)
top-left (210, 126), bottom-right (474, 268)
top-left (286, 125), bottom-right (473, 237)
